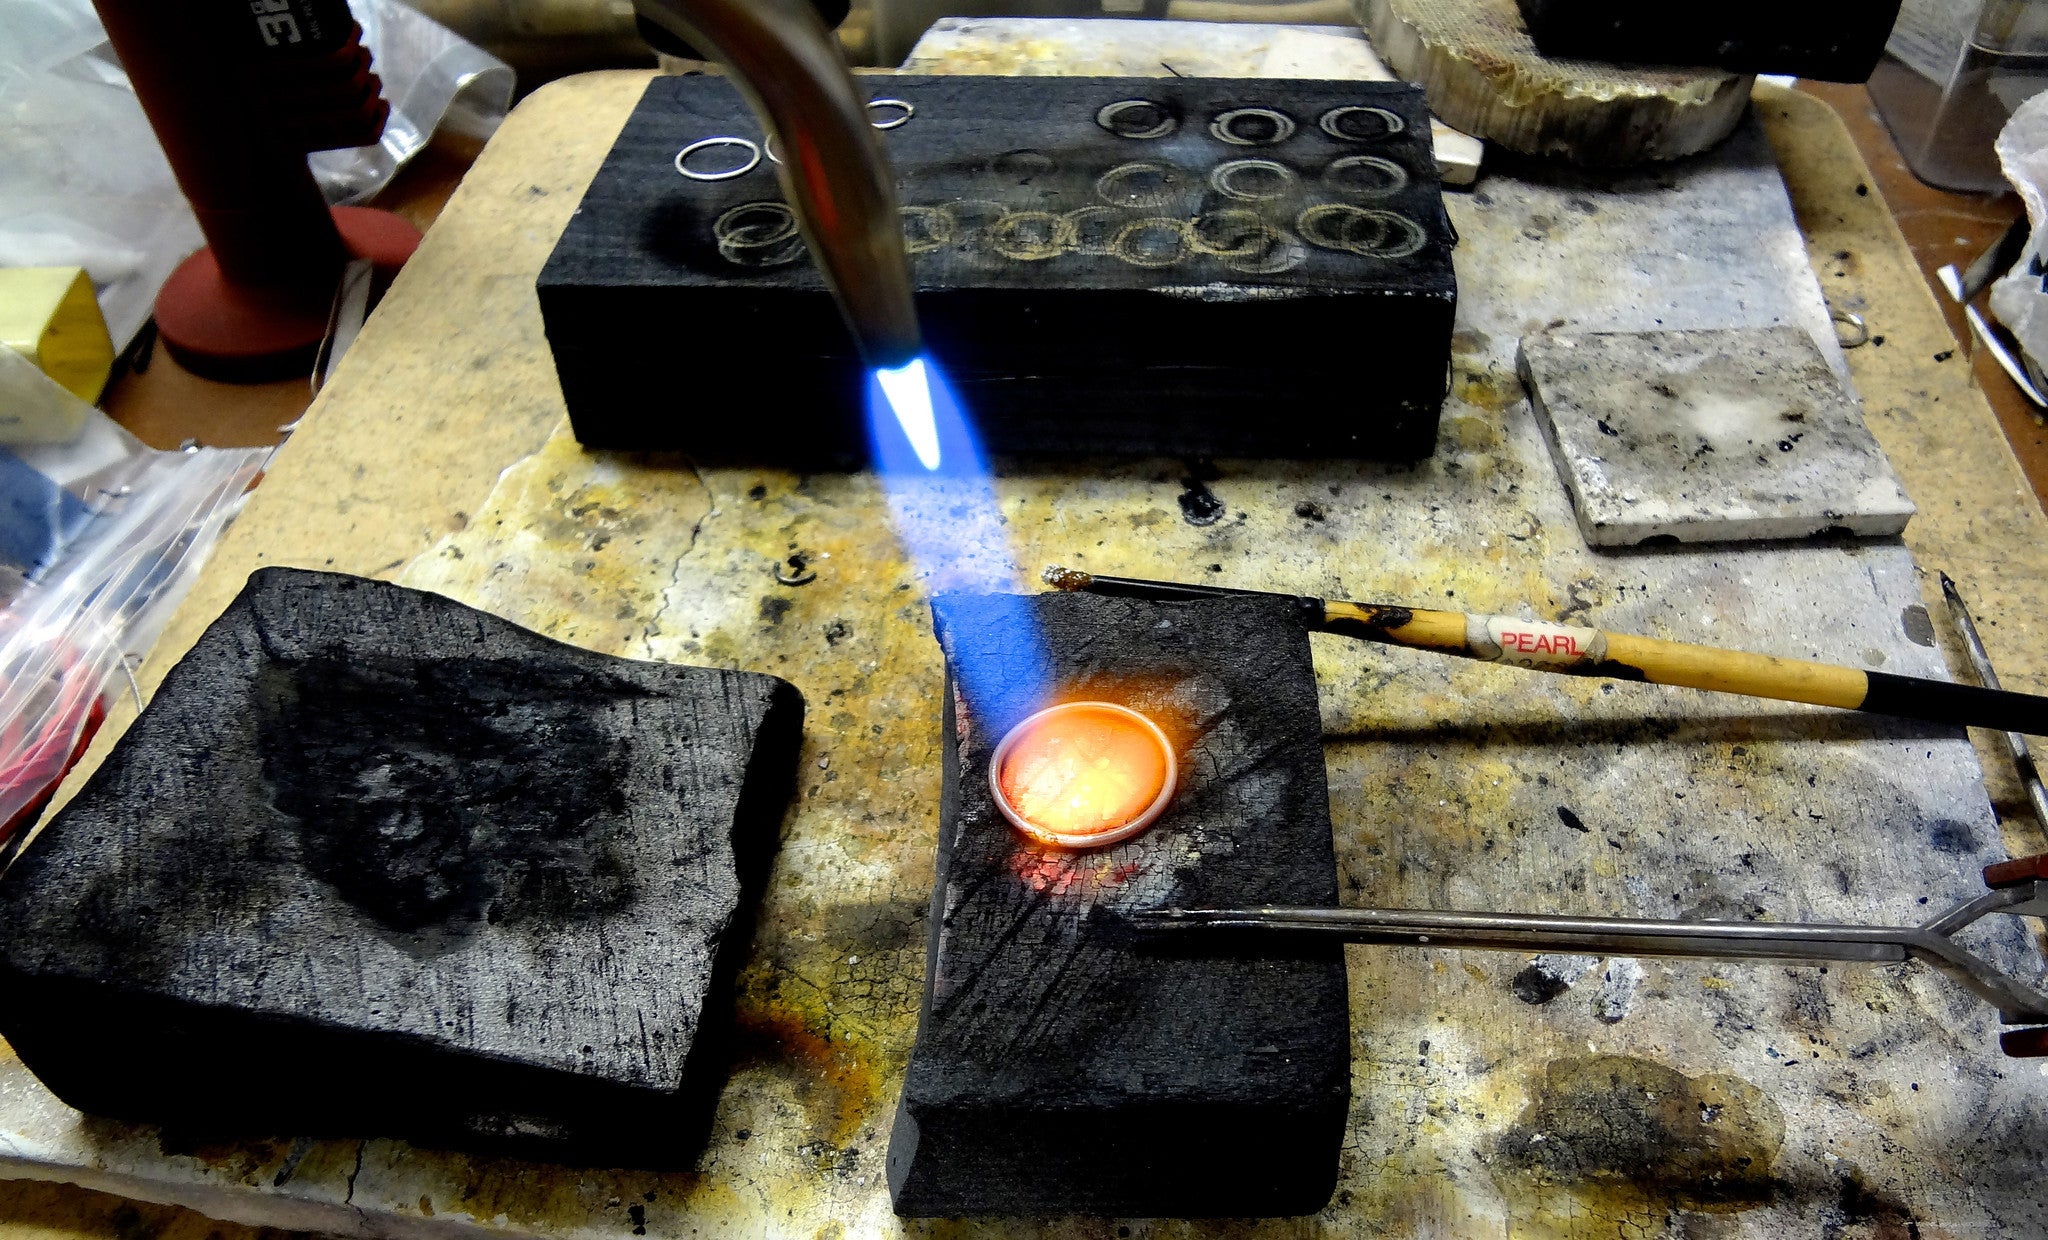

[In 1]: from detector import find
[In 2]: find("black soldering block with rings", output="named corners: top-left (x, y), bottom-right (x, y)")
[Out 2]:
top-left (538, 74), bottom-right (1456, 463)
top-left (0, 568), bottom-right (803, 1168)
top-left (888, 592), bottom-right (1349, 1217)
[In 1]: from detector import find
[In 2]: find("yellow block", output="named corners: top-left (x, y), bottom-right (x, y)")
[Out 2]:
top-left (0, 267), bottom-right (115, 404)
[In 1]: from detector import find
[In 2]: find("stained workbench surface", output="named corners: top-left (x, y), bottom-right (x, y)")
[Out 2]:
top-left (6, 72), bottom-right (2048, 1240)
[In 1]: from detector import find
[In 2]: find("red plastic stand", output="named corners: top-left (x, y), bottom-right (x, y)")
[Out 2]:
top-left (155, 205), bottom-right (420, 382)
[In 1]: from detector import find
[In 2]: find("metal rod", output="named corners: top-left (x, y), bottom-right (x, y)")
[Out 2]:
top-left (1126, 889), bottom-right (2048, 1023)
top-left (1941, 572), bottom-right (2048, 829)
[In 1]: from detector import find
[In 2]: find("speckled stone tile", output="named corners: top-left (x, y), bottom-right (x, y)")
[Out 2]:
top-left (1520, 325), bottom-right (1915, 546)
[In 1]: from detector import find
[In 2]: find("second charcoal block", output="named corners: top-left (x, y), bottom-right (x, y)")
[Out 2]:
top-left (888, 591), bottom-right (1350, 1217)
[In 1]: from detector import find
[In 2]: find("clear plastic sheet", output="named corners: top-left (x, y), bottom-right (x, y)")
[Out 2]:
top-left (0, 0), bottom-right (513, 349)
top-left (0, 361), bottom-right (269, 839)
top-left (308, 0), bottom-right (516, 204)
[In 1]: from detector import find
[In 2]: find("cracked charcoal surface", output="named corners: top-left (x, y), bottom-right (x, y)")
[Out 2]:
top-left (887, 592), bottom-right (1348, 1217)
top-left (0, 568), bottom-right (803, 1167)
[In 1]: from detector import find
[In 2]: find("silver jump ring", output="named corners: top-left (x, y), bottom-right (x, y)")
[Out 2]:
top-left (1210, 106), bottom-right (1296, 146)
top-left (1319, 105), bottom-right (1405, 141)
top-left (765, 133), bottom-right (782, 164)
top-left (943, 199), bottom-right (1012, 249)
top-left (1832, 308), bottom-right (1870, 349)
top-left (868, 98), bottom-right (915, 130)
top-left (675, 136), bottom-right (761, 181)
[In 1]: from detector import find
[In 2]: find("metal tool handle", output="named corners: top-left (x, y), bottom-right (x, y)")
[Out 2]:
top-left (1044, 569), bottom-right (2048, 734)
top-left (1319, 599), bottom-right (2048, 735)
top-left (1127, 881), bottom-right (2048, 1036)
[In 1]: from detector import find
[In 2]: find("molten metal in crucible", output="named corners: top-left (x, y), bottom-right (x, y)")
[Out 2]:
top-left (990, 702), bottom-right (1178, 850)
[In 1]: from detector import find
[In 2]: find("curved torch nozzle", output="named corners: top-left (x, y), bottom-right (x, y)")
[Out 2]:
top-left (635, 0), bottom-right (922, 368)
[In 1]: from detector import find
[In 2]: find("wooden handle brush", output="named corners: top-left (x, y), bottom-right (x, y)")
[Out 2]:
top-left (1042, 567), bottom-right (2048, 736)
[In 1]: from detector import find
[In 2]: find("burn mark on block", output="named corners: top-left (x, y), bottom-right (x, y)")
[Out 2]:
top-left (1490, 1055), bottom-right (1784, 1217)
top-left (888, 592), bottom-right (1348, 1217)
top-left (0, 568), bottom-right (803, 1168)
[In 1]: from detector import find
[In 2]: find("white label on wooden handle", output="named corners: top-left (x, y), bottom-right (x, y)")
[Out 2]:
top-left (1467, 615), bottom-right (1607, 669)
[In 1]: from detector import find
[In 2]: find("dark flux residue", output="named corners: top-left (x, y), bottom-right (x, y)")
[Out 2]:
top-left (1178, 478), bottom-right (1225, 526)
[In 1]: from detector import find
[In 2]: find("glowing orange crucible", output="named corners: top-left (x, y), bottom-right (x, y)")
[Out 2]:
top-left (989, 701), bottom-right (1178, 850)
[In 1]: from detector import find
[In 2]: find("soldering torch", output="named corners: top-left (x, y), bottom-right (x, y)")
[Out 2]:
top-left (633, 0), bottom-right (922, 369)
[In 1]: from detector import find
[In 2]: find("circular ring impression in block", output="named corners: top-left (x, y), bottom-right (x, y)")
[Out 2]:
top-left (990, 701), bottom-right (1179, 850)
top-left (1209, 158), bottom-right (1301, 202)
top-left (1096, 161), bottom-right (1189, 209)
top-left (714, 201), bottom-right (804, 267)
top-left (1319, 105), bottom-right (1405, 142)
top-left (1064, 205), bottom-right (1127, 255)
top-left (988, 210), bottom-right (1074, 261)
top-left (675, 136), bottom-right (762, 181)
top-left (1297, 203), bottom-right (1426, 259)
top-left (1097, 98), bottom-right (1178, 139)
top-left (1210, 106), bottom-right (1296, 146)
top-left (1187, 208), bottom-right (1271, 257)
top-left (1322, 155), bottom-right (1409, 200)
top-left (901, 205), bottom-right (956, 254)
top-left (1113, 217), bottom-right (1192, 267)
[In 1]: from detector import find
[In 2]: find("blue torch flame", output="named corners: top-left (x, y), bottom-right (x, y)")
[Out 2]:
top-left (866, 356), bottom-right (1050, 729)
top-left (873, 358), bottom-right (943, 471)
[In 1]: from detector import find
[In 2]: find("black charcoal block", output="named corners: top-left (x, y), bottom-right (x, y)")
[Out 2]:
top-left (539, 74), bottom-right (1455, 461)
top-left (0, 568), bottom-right (803, 1168)
top-left (1515, 0), bottom-right (1902, 82)
top-left (887, 593), bottom-right (1349, 1217)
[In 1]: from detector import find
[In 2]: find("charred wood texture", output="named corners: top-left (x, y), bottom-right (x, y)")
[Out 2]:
top-left (889, 592), bottom-right (1348, 1216)
top-left (540, 74), bottom-right (1455, 462)
top-left (0, 568), bottom-right (803, 1168)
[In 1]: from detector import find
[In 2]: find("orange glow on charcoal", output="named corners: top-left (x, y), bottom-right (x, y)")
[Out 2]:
top-left (990, 702), bottom-right (1177, 850)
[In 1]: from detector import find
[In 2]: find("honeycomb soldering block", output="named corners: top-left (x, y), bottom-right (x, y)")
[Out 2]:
top-left (539, 74), bottom-right (1456, 462)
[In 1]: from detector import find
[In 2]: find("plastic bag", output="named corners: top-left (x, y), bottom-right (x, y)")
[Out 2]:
top-left (1989, 91), bottom-right (2048, 386)
top-left (0, 0), bottom-right (513, 349)
top-left (0, 359), bottom-right (269, 839)
top-left (308, 0), bottom-right (516, 204)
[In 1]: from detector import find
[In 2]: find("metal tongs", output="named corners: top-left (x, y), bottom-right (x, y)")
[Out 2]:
top-left (1132, 576), bottom-right (2048, 1058)
top-left (1127, 855), bottom-right (2048, 1057)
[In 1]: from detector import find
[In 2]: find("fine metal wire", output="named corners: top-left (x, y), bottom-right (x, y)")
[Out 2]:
top-left (1942, 571), bottom-right (2048, 829)
top-left (675, 136), bottom-right (762, 181)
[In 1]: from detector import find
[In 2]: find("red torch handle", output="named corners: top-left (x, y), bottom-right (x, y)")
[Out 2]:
top-left (89, 0), bottom-right (417, 379)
